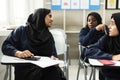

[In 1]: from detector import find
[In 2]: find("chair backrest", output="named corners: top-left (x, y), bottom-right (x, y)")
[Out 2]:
top-left (50, 28), bottom-right (67, 55)
top-left (50, 28), bottom-right (69, 80)
top-left (78, 43), bottom-right (87, 61)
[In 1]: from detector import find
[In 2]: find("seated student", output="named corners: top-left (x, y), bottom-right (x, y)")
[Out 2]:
top-left (79, 12), bottom-right (106, 80)
top-left (85, 12), bottom-right (120, 80)
top-left (2, 8), bottom-right (66, 80)
top-left (79, 12), bottom-right (105, 47)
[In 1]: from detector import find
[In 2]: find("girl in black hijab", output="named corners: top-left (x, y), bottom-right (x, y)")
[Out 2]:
top-left (79, 12), bottom-right (105, 46)
top-left (2, 8), bottom-right (65, 80)
top-left (26, 8), bottom-right (56, 57)
top-left (85, 12), bottom-right (120, 80)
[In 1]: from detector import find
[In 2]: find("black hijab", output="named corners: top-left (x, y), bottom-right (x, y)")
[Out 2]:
top-left (107, 12), bottom-right (120, 54)
top-left (87, 12), bottom-right (102, 25)
top-left (26, 8), bottom-right (54, 56)
top-left (86, 12), bottom-right (102, 30)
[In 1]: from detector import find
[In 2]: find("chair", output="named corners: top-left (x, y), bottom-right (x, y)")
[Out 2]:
top-left (50, 28), bottom-right (69, 80)
top-left (76, 43), bottom-right (96, 80)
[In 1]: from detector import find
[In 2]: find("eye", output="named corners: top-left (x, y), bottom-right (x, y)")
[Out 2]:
top-left (49, 14), bottom-right (52, 18)
top-left (110, 21), bottom-right (115, 26)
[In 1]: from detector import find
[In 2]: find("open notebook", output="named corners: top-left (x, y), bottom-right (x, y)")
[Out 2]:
top-left (1, 55), bottom-right (64, 68)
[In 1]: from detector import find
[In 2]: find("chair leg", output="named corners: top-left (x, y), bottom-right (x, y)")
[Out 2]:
top-left (89, 67), bottom-right (93, 80)
top-left (93, 67), bottom-right (96, 80)
top-left (9, 65), bottom-right (12, 80)
top-left (84, 65), bottom-right (87, 80)
top-left (63, 64), bottom-right (69, 80)
top-left (76, 64), bottom-right (81, 80)
top-left (76, 58), bottom-right (84, 80)
top-left (66, 64), bottom-right (69, 80)
top-left (89, 67), bottom-right (96, 80)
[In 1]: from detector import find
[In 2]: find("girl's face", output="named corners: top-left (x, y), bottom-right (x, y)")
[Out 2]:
top-left (87, 15), bottom-right (98, 29)
top-left (45, 12), bottom-right (53, 27)
top-left (109, 18), bottom-right (119, 37)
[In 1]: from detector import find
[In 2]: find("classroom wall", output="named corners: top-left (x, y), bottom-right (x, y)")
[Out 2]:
top-left (44, 0), bottom-right (120, 59)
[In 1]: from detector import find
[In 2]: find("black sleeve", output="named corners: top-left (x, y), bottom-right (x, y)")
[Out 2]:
top-left (79, 27), bottom-right (98, 46)
top-left (1, 26), bottom-right (23, 56)
top-left (85, 36), bottom-right (112, 60)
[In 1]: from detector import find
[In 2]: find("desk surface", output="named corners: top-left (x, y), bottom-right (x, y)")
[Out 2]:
top-left (89, 58), bottom-right (120, 67)
top-left (1, 55), bottom-right (64, 68)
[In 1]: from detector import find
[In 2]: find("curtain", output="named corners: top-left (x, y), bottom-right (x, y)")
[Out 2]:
top-left (0, 0), bottom-right (43, 27)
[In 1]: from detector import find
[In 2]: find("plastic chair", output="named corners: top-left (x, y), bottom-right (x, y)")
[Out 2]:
top-left (76, 43), bottom-right (96, 80)
top-left (50, 28), bottom-right (69, 80)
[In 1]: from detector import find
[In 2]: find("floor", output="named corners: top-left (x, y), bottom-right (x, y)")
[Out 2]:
top-left (69, 59), bottom-right (99, 80)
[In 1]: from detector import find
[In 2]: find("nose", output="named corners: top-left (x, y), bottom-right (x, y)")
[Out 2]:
top-left (51, 18), bottom-right (53, 22)
top-left (108, 24), bottom-right (111, 29)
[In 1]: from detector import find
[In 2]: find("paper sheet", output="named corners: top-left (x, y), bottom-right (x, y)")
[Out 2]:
top-left (1, 55), bottom-right (64, 68)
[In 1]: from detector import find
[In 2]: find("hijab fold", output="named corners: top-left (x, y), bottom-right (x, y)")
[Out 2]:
top-left (26, 8), bottom-right (54, 56)
top-left (107, 12), bottom-right (120, 54)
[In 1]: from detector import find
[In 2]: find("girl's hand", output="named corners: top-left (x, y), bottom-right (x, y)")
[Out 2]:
top-left (51, 55), bottom-right (59, 66)
top-left (15, 50), bottom-right (34, 58)
top-left (112, 54), bottom-right (120, 60)
top-left (50, 55), bottom-right (59, 60)
top-left (96, 24), bottom-right (106, 31)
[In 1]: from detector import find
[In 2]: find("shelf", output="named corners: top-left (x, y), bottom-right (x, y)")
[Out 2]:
top-left (65, 31), bottom-right (80, 33)
top-left (0, 29), bottom-right (12, 36)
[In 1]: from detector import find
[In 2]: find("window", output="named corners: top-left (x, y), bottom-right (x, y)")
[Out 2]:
top-left (0, 0), bottom-right (44, 27)
top-left (0, 0), bottom-right (8, 26)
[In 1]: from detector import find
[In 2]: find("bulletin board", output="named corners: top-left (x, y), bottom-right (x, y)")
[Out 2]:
top-left (51, 0), bottom-right (100, 10)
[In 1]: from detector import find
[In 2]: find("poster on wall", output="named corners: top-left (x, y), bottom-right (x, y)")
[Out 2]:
top-left (106, 0), bottom-right (117, 9)
top-left (52, 0), bottom-right (61, 5)
top-left (80, 0), bottom-right (89, 9)
top-left (51, 0), bottom-right (61, 10)
top-left (118, 0), bottom-right (120, 9)
top-left (61, 0), bottom-right (70, 9)
top-left (51, 0), bottom-right (100, 10)
top-left (71, 0), bottom-right (80, 9)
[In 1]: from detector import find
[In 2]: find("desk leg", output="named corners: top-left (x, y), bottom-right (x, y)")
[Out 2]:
top-left (4, 65), bottom-right (12, 80)
top-left (9, 65), bottom-right (12, 80)
top-left (4, 65), bottom-right (9, 80)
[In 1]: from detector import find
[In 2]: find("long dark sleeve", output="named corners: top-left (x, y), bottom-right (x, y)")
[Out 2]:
top-left (1, 27), bottom-right (22, 56)
top-left (79, 27), bottom-right (99, 46)
top-left (85, 35), bottom-right (112, 60)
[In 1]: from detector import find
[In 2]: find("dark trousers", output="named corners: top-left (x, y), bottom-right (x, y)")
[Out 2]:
top-left (15, 65), bottom-right (64, 80)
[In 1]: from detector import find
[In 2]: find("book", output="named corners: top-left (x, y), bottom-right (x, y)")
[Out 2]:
top-left (98, 59), bottom-right (115, 65)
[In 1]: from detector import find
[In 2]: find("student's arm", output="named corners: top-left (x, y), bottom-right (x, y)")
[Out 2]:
top-left (2, 26), bottom-right (23, 56)
top-left (52, 43), bottom-right (57, 57)
top-left (85, 35), bottom-right (113, 60)
top-left (79, 27), bottom-right (98, 46)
